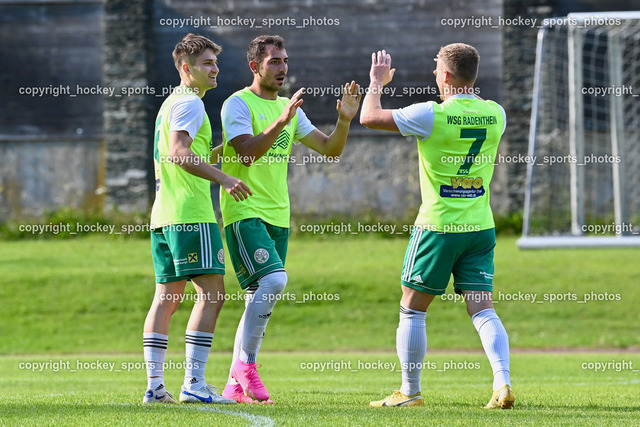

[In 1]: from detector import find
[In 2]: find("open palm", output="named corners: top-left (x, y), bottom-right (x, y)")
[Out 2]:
top-left (336, 80), bottom-right (362, 121)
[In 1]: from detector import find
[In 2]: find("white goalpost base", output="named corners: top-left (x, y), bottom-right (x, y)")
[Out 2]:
top-left (517, 236), bottom-right (640, 249)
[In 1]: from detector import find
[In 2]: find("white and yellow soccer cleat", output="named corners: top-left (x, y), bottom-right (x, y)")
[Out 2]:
top-left (484, 384), bottom-right (515, 409)
top-left (369, 390), bottom-right (424, 407)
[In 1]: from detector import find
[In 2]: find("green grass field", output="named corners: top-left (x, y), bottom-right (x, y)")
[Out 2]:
top-left (1, 235), bottom-right (639, 425)
top-left (2, 353), bottom-right (639, 426)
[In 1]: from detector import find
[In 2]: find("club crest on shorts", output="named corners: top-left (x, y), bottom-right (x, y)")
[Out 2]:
top-left (254, 248), bottom-right (269, 264)
top-left (217, 249), bottom-right (225, 264)
top-left (188, 253), bottom-right (198, 263)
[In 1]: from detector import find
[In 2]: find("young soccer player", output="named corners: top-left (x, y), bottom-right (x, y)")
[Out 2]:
top-left (218, 35), bottom-right (361, 403)
top-left (361, 45), bottom-right (514, 409)
top-left (143, 33), bottom-right (252, 404)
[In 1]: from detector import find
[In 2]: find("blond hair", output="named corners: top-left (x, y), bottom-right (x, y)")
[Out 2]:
top-left (438, 43), bottom-right (479, 84)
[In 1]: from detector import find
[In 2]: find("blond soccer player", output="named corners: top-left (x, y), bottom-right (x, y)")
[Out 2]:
top-left (361, 44), bottom-right (514, 409)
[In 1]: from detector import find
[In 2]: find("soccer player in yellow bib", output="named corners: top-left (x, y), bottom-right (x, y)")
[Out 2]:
top-left (219, 35), bottom-right (361, 403)
top-left (361, 45), bottom-right (514, 409)
top-left (143, 34), bottom-right (251, 405)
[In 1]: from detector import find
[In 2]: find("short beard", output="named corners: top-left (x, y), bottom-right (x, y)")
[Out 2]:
top-left (259, 80), bottom-right (281, 93)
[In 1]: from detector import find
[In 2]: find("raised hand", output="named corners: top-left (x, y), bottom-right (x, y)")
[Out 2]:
top-left (280, 87), bottom-right (305, 123)
top-left (369, 50), bottom-right (396, 87)
top-left (336, 81), bottom-right (362, 121)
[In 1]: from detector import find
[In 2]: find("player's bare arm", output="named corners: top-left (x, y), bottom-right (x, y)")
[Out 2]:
top-left (300, 81), bottom-right (361, 158)
top-left (169, 130), bottom-right (252, 201)
top-left (229, 88), bottom-right (304, 166)
top-left (360, 50), bottom-right (399, 132)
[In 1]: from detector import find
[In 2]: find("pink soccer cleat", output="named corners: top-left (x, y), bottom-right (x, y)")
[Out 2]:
top-left (222, 383), bottom-right (273, 404)
top-left (231, 359), bottom-right (270, 401)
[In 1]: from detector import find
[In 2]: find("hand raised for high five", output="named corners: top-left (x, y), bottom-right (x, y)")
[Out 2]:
top-left (279, 84), bottom-right (361, 124)
top-left (369, 50), bottom-right (396, 87)
top-left (336, 81), bottom-right (362, 122)
top-left (279, 87), bottom-right (305, 124)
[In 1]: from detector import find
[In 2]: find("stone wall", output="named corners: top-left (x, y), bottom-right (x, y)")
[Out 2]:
top-left (499, 0), bottom-right (553, 213)
top-left (288, 131), bottom-right (421, 222)
top-left (14, 0), bottom-right (640, 221)
top-left (150, 0), bottom-right (504, 220)
top-left (4, 0), bottom-right (640, 220)
top-left (103, 0), bottom-right (155, 212)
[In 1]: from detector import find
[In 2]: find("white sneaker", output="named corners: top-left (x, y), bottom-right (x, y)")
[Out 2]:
top-left (142, 385), bottom-right (176, 404)
top-left (179, 384), bottom-right (237, 404)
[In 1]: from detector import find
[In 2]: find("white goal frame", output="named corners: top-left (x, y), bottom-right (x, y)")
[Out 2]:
top-left (519, 12), bottom-right (640, 249)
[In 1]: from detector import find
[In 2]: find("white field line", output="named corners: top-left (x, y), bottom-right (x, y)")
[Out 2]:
top-left (178, 404), bottom-right (275, 427)
top-left (111, 403), bottom-right (275, 427)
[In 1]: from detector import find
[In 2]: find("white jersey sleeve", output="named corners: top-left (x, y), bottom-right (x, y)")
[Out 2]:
top-left (392, 102), bottom-right (435, 141)
top-left (496, 103), bottom-right (507, 135)
top-left (293, 107), bottom-right (316, 142)
top-left (221, 96), bottom-right (253, 143)
top-left (169, 95), bottom-right (205, 140)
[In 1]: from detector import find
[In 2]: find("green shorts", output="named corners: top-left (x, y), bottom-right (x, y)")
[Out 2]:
top-left (151, 223), bottom-right (225, 283)
top-left (401, 227), bottom-right (495, 295)
top-left (224, 218), bottom-right (289, 289)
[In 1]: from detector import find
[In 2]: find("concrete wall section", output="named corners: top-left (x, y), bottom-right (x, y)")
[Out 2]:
top-left (0, 139), bottom-right (104, 219)
top-left (287, 132), bottom-right (421, 221)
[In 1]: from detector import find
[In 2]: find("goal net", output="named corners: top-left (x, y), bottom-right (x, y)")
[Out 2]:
top-left (519, 12), bottom-right (640, 249)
